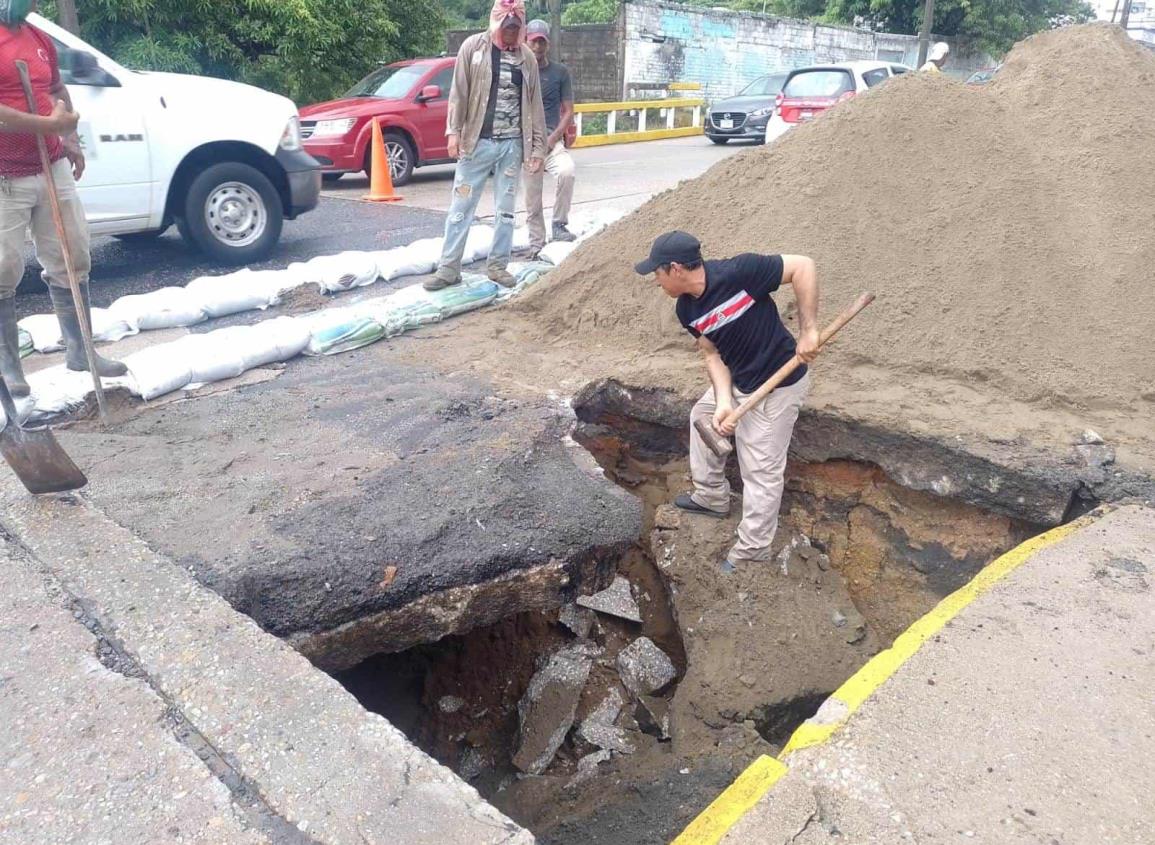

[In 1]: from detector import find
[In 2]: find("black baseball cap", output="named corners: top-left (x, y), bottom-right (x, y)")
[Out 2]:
top-left (635, 231), bottom-right (702, 275)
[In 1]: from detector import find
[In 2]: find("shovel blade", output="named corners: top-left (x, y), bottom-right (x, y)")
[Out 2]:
top-left (0, 420), bottom-right (88, 494)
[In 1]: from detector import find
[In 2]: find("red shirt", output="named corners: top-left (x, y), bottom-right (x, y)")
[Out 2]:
top-left (0, 24), bottom-right (65, 178)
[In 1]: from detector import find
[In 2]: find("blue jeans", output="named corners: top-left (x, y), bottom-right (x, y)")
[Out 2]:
top-left (437, 137), bottom-right (523, 274)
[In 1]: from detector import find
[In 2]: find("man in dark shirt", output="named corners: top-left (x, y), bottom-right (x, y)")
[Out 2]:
top-left (524, 19), bottom-right (577, 255)
top-left (636, 231), bottom-right (820, 570)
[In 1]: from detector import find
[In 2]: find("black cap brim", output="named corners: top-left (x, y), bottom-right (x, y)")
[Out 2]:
top-left (635, 257), bottom-right (659, 275)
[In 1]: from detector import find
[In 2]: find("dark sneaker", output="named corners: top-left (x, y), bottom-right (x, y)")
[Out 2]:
top-left (423, 268), bottom-right (462, 292)
top-left (487, 266), bottom-right (517, 288)
top-left (551, 223), bottom-right (577, 243)
top-left (674, 492), bottom-right (729, 518)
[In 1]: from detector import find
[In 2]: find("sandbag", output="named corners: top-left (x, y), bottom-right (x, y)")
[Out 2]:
top-left (90, 306), bottom-right (137, 343)
top-left (110, 287), bottom-right (207, 331)
top-left (171, 334), bottom-right (247, 385)
top-left (18, 327), bottom-right (33, 358)
top-left (496, 261), bottom-right (554, 301)
top-left (539, 240), bottom-right (578, 266)
top-left (240, 317), bottom-right (311, 368)
top-left (186, 271), bottom-right (281, 318)
top-left (124, 343), bottom-right (195, 401)
top-left (375, 243), bottom-right (437, 281)
top-left (18, 314), bottom-right (63, 352)
top-left (463, 225), bottom-right (495, 262)
top-left (302, 308), bottom-right (388, 356)
top-left (292, 251), bottom-right (380, 293)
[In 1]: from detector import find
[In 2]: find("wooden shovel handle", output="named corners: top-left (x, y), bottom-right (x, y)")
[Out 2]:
top-left (729, 292), bottom-right (875, 426)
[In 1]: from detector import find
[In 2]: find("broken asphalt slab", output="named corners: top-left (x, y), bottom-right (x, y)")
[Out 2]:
top-left (572, 379), bottom-right (1155, 526)
top-left (0, 475), bottom-right (534, 845)
top-left (52, 345), bottom-right (642, 670)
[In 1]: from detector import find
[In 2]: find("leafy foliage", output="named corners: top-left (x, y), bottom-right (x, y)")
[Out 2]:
top-left (55, 0), bottom-right (444, 105)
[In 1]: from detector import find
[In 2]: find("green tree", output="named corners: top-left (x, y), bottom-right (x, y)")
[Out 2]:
top-left (56, 0), bottom-right (444, 105)
top-left (823, 0), bottom-right (1095, 54)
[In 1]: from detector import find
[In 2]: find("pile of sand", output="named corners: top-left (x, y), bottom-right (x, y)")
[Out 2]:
top-left (412, 25), bottom-right (1155, 464)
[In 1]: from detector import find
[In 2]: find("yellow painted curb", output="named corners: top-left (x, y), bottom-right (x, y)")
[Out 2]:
top-left (573, 97), bottom-right (704, 113)
top-left (671, 755), bottom-right (788, 845)
top-left (670, 515), bottom-right (1095, 844)
top-left (572, 126), bottom-right (704, 148)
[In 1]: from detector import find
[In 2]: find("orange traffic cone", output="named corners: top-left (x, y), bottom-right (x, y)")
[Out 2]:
top-left (363, 120), bottom-right (404, 203)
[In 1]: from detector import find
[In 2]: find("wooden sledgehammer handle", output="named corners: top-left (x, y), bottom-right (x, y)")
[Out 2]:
top-left (695, 292), bottom-right (875, 458)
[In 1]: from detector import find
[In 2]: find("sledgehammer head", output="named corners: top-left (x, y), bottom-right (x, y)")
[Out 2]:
top-left (694, 418), bottom-right (734, 459)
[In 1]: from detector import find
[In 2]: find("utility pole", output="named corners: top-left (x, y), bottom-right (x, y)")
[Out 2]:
top-left (1111, 0), bottom-right (1122, 23)
top-left (1120, 0), bottom-right (1134, 29)
top-left (548, 0), bottom-right (563, 55)
top-left (56, 0), bottom-right (80, 34)
top-left (916, 0), bottom-right (936, 68)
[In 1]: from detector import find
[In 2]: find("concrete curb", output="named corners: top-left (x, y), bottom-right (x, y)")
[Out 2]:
top-left (0, 476), bottom-right (534, 845)
top-left (670, 513), bottom-right (1097, 845)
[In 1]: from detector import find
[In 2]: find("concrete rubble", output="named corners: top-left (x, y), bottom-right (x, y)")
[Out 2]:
top-left (616, 637), bottom-right (677, 697)
top-left (577, 575), bottom-right (643, 623)
top-left (512, 642), bottom-right (600, 775)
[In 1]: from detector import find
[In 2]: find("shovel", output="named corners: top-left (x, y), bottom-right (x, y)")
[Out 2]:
top-left (16, 59), bottom-right (108, 423)
top-left (0, 377), bottom-right (87, 494)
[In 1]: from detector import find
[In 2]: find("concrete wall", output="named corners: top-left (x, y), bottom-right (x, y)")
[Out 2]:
top-left (447, 1), bottom-right (992, 103)
top-left (622, 0), bottom-right (991, 100)
top-left (447, 22), bottom-right (624, 102)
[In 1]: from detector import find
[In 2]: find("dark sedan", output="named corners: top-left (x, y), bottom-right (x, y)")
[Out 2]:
top-left (706, 72), bottom-right (788, 145)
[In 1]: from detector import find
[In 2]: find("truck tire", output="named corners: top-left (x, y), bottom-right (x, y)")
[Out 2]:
top-left (177, 162), bottom-right (283, 264)
top-left (366, 131), bottom-right (415, 187)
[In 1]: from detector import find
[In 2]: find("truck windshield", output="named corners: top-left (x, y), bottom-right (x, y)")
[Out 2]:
top-left (345, 65), bottom-right (425, 99)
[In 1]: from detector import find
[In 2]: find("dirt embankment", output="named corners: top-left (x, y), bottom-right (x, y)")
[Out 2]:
top-left (397, 23), bottom-right (1155, 470)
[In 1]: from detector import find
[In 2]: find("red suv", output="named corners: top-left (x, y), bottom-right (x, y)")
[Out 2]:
top-left (301, 57), bottom-right (455, 187)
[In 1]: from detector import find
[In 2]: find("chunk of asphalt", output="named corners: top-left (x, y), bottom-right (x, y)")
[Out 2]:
top-left (558, 603), bottom-right (596, 638)
top-left (635, 694), bottom-right (672, 741)
top-left (512, 643), bottom-right (597, 774)
top-left (577, 575), bottom-right (642, 623)
top-left (577, 687), bottom-right (634, 754)
top-left (616, 637), bottom-right (677, 697)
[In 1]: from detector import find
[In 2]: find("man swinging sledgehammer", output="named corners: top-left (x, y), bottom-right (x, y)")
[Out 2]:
top-left (636, 231), bottom-right (820, 573)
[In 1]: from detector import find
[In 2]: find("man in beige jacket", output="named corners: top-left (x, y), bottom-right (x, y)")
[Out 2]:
top-left (425, 0), bottom-right (546, 291)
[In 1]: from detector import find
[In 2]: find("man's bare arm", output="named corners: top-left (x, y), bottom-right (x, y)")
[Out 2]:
top-left (547, 99), bottom-right (573, 149)
top-left (780, 254), bottom-right (820, 362)
top-left (0, 100), bottom-right (75, 135)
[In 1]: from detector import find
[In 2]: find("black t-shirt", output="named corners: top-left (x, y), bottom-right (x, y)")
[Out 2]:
top-left (676, 254), bottom-right (806, 394)
top-left (538, 61), bottom-right (573, 133)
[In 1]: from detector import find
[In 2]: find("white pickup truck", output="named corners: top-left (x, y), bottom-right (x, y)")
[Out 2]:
top-left (29, 13), bottom-right (321, 264)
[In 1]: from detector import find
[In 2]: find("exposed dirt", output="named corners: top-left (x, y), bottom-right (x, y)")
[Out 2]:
top-left (335, 445), bottom-right (1033, 844)
top-left (392, 24), bottom-right (1155, 471)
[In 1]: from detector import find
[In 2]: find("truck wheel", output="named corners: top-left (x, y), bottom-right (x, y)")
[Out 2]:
top-left (177, 162), bottom-right (283, 264)
top-left (366, 131), bottom-right (415, 187)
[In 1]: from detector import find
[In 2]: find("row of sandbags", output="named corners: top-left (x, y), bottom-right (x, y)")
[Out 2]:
top-left (17, 209), bottom-right (618, 354)
top-left (23, 262), bottom-right (554, 420)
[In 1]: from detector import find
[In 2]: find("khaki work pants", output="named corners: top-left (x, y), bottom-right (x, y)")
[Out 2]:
top-left (0, 160), bottom-right (91, 301)
top-left (524, 140), bottom-right (576, 251)
top-left (688, 373), bottom-right (810, 562)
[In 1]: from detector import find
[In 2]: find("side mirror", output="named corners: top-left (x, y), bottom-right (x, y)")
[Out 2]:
top-left (417, 85), bottom-right (442, 102)
top-left (61, 49), bottom-right (117, 86)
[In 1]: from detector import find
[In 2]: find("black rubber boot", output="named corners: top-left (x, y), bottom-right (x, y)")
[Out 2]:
top-left (551, 222), bottom-right (577, 243)
top-left (48, 285), bottom-right (128, 377)
top-left (0, 297), bottom-right (30, 397)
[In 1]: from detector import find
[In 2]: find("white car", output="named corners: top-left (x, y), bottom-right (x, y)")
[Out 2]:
top-left (28, 14), bottom-right (320, 264)
top-left (764, 61), bottom-right (912, 143)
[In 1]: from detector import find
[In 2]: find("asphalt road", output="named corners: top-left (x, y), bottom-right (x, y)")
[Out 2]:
top-left (16, 135), bottom-right (750, 319)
